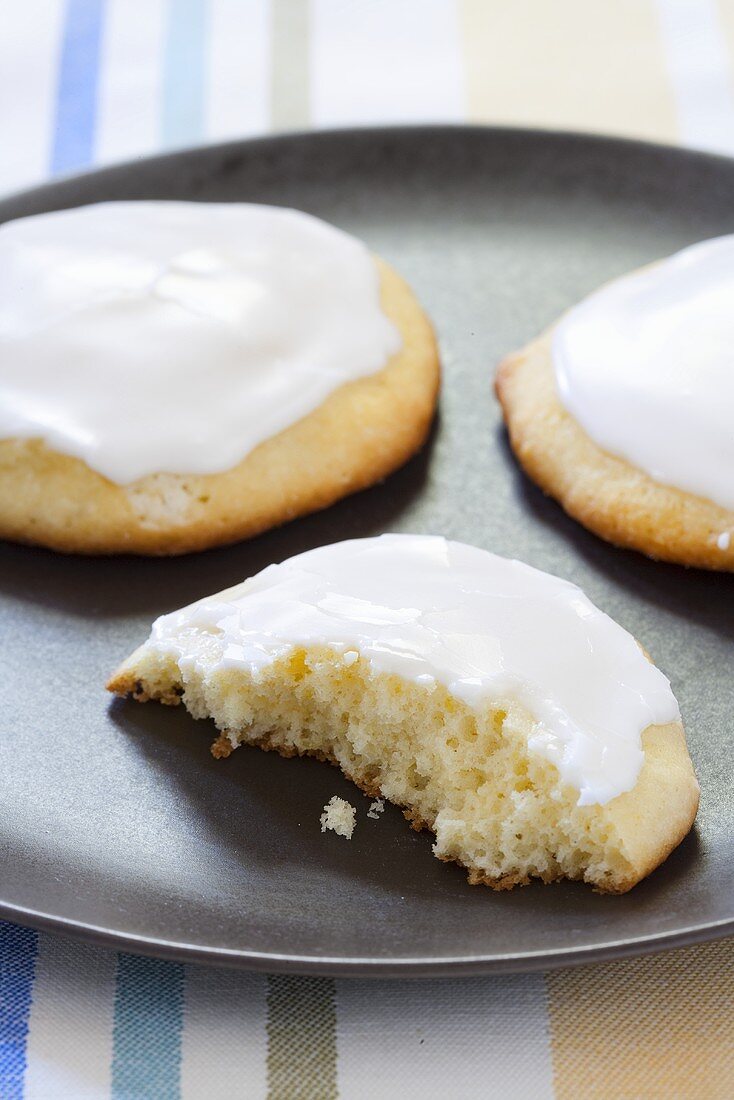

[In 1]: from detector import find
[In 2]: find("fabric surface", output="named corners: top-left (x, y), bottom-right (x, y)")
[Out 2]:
top-left (4, 0), bottom-right (734, 195)
top-left (2, 1), bottom-right (734, 1097)
top-left (3, 922), bottom-right (734, 1099)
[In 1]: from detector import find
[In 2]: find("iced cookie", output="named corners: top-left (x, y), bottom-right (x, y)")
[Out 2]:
top-left (0, 202), bottom-right (439, 554)
top-left (108, 534), bottom-right (699, 892)
top-left (496, 236), bottom-right (734, 570)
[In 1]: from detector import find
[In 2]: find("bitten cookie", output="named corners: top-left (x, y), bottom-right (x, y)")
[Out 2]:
top-left (0, 202), bottom-right (439, 555)
top-left (108, 534), bottom-right (699, 893)
top-left (496, 237), bottom-right (734, 570)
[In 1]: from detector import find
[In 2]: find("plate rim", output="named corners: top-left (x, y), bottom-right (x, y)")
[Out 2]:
top-left (3, 123), bottom-right (733, 975)
top-left (4, 119), bottom-right (734, 216)
top-left (2, 897), bottom-right (732, 976)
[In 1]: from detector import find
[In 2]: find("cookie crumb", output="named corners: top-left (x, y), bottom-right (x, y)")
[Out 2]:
top-left (320, 795), bottom-right (356, 838)
top-left (367, 798), bottom-right (385, 819)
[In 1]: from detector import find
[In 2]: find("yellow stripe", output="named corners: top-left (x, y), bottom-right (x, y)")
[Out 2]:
top-left (547, 938), bottom-right (734, 1098)
top-left (270, 0), bottom-right (310, 131)
top-left (715, 0), bottom-right (734, 83)
top-left (460, 0), bottom-right (678, 144)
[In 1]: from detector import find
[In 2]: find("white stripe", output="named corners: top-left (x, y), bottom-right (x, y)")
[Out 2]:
top-left (206, 0), bottom-right (271, 141)
top-left (96, 0), bottom-right (167, 165)
top-left (23, 934), bottom-right (116, 1100)
top-left (655, 0), bottom-right (734, 154)
top-left (181, 965), bottom-right (268, 1100)
top-left (0, 2), bottom-right (64, 193)
top-left (336, 974), bottom-right (554, 1100)
top-left (311, 0), bottom-right (465, 127)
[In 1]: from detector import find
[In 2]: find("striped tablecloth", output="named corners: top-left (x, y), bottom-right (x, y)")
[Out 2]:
top-left (2, 3), bottom-right (734, 1097)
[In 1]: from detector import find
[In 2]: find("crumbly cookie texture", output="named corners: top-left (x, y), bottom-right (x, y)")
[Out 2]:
top-left (0, 259), bottom-right (439, 555)
top-left (320, 796), bottom-right (357, 839)
top-left (496, 328), bottom-right (734, 571)
top-left (108, 642), bottom-right (699, 893)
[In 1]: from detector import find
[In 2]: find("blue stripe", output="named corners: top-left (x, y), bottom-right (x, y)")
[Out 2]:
top-left (51, 0), bottom-right (106, 175)
top-left (161, 0), bottom-right (208, 148)
top-left (111, 953), bottom-right (185, 1100)
top-left (0, 922), bottom-right (39, 1100)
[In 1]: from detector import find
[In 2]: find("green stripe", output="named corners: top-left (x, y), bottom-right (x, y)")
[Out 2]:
top-left (270, 0), bottom-right (310, 130)
top-left (111, 954), bottom-right (184, 1100)
top-left (267, 975), bottom-right (337, 1100)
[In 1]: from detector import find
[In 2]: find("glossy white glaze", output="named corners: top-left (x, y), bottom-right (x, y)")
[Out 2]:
top-left (150, 534), bottom-right (680, 806)
top-left (553, 235), bottom-right (734, 511)
top-left (0, 201), bottom-right (401, 483)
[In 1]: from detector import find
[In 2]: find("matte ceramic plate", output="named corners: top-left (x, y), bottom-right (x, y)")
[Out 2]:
top-left (1, 127), bottom-right (733, 976)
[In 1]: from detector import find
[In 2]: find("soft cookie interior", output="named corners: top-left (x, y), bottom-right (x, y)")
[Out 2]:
top-left (108, 642), bottom-right (698, 893)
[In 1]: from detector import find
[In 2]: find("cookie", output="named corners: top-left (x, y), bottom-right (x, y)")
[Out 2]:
top-left (497, 237), bottom-right (734, 570)
top-left (108, 534), bottom-right (699, 892)
top-left (0, 202), bottom-right (439, 555)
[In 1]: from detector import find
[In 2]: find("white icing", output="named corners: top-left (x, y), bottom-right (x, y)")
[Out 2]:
top-left (0, 201), bottom-right (400, 484)
top-left (150, 534), bottom-right (680, 806)
top-left (553, 235), bottom-right (734, 511)
top-left (717, 531), bottom-right (730, 550)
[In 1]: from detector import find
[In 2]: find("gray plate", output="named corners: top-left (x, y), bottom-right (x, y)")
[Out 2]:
top-left (1, 127), bottom-right (733, 977)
